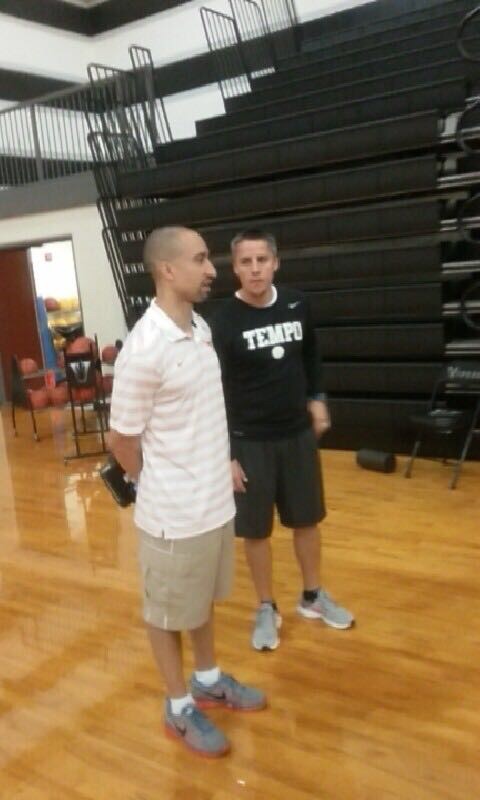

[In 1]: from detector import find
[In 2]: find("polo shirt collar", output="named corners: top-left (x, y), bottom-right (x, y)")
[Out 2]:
top-left (148, 299), bottom-right (200, 343)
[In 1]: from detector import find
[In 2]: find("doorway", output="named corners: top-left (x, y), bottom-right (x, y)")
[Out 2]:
top-left (29, 240), bottom-right (83, 372)
top-left (0, 248), bottom-right (44, 401)
top-left (0, 239), bottom-right (82, 403)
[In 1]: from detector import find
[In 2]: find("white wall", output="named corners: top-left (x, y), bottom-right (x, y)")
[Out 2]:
top-left (0, 205), bottom-right (127, 348)
top-left (0, 1), bottom-right (373, 80)
top-left (0, 14), bottom-right (91, 82)
top-left (0, 1), bottom-right (376, 139)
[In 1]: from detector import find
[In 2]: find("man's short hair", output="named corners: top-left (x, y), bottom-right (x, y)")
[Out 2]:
top-left (143, 226), bottom-right (189, 273)
top-left (230, 229), bottom-right (278, 257)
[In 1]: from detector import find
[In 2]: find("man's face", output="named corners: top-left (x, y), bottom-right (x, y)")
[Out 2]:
top-left (232, 239), bottom-right (278, 298)
top-left (168, 230), bottom-right (216, 303)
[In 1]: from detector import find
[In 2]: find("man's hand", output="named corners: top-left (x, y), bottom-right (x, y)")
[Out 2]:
top-left (307, 400), bottom-right (331, 438)
top-left (231, 459), bottom-right (248, 493)
top-left (108, 429), bottom-right (142, 482)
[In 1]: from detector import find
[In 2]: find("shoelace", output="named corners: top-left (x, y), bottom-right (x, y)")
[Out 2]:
top-left (257, 605), bottom-right (275, 620)
top-left (184, 705), bottom-right (216, 733)
top-left (220, 674), bottom-right (248, 699)
top-left (318, 589), bottom-right (335, 606)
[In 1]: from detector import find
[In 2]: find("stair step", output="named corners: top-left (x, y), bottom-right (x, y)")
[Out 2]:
top-left (119, 198), bottom-right (441, 262)
top-left (120, 112), bottom-right (438, 198)
top-left (117, 156), bottom-right (438, 231)
top-left (256, 18), bottom-right (460, 90)
top-left (198, 60), bottom-right (469, 136)
top-left (231, 38), bottom-right (479, 113)
top-left (298, 0), bottom-right (465, 52)
top-left (280, 3), bottom-right (466, 69)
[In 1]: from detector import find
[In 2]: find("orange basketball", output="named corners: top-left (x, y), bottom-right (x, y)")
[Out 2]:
top-left (19, 358), bottom-right (38, 376)
top-left (48, 384), bottom-right (69, 407)
top-left (44, 297), bottom-right (60, 312)
top-left (101, 345), bottom-right (118, 365)
top-left (28, 387), bottom-right (50, 410)
top-left (102, 375), bottom-right (113, 396)
top-left (67, 337), bottom-right (97, 357)
top-left (73, 387), bottom-right (95, 404)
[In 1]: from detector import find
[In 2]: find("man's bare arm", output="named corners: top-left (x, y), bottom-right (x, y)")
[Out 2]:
top-left (108, 430), bottom-right (142, 482)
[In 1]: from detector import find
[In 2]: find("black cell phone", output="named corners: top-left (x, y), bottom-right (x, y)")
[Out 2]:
top-left (99, 456), bottom-right (137, 507)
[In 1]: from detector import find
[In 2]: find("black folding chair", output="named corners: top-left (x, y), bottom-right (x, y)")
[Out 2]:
top-left (11, 355), bottom-right (48, 441)
top-left (64, 343), bottom-right (109, 462)
top-left (404, 361), bottom-right (480, 489)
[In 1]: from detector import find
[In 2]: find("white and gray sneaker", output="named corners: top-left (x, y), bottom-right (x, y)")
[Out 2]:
top-left (251, 603), bottom-right (282, 651)
top-left (297, 588), bottom-right (354, 630)
top-left (164, 700), bottom-right (230, 758)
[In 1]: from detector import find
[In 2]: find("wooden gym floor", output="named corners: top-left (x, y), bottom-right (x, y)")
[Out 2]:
top-left (0, 406), bottom-right (479, 800)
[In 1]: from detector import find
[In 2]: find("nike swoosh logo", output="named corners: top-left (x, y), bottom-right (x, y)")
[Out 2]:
top-left (288, 301), bottom-right (300, 308)
top-left (201, 689), bottom-right (227, 701)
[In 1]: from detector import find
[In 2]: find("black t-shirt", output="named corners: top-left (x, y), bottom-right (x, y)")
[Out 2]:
top-left (210, 287), bottom-right (324, 446)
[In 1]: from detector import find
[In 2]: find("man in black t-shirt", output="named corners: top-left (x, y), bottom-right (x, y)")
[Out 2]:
top-left (211, 229), bottom-right (354, 651)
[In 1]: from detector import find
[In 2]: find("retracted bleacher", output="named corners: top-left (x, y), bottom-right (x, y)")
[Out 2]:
top-left (106, 0), bottom-right (480, 456)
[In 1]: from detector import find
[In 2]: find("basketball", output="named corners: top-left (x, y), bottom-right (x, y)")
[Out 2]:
top-left (48, 384), bottom-right (69, 407)
top-left (28, 387), bottom-right (50, 410)
top-left (44, 297), bottom-right (60, 312)
top-left (102, 375), bottom-right (114, 395)
top-left (72, 387), bottom-right (95, 404)
top-left (67, 336), bottom-right (97, 357)
top-left (19, 358), bottom-right (38, 375)
top-left (101, 345), bottom-right (118, 365)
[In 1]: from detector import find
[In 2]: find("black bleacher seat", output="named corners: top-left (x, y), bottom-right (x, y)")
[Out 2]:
top-left (117, 156), bottom-right (438, 230)
top-left (322, 398), bottom-right (430, 454)
top-left (316, 323), bottom-right (444, 360)
top-left (229, 38), bottom-right (480, 112)
top-left (259, 13), bottom-right (466, 83)
top-left (124, 241), bottom-right (442, 298)
top-left (119, 198), bottom-right (441, 263)
top-left (198, 61), bottom-right (473, 135)
top-left (298, 0), bottom-right (469, 51)
top-left (323, 362), bottom-right (442, 396)
top-left (202, 284), bottom-right (442, 325)
top-left (305, 284), bottom-right (443, 325)
top-left (281, 2), bottom-right (470, 68)
top-left (155, 79), bottom-right (464, 163)
top-left (119, 112), bottom-right (439, 198)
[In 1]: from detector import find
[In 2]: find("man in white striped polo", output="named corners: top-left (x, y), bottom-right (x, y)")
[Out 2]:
top-left (109, 227), bottom-right (265, 758)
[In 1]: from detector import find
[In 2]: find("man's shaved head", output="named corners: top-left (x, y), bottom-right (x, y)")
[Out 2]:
top-left (143, 226), bottom-right (191, 274)
top-left (142, 225), bottom-right (216, 304)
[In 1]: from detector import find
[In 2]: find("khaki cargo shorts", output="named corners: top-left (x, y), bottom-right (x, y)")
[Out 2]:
top-left (137, 519), bottom-right (235, 631)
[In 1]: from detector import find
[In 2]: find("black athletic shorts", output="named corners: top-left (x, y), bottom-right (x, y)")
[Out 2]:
top-left (233, 426), bottom-right (326, 539)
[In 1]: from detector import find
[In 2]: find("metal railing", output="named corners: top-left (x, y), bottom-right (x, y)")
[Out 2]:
top-left (262, 0), bottom-right (299, 31)
top-left (229, 0), bottom-right (277, 76)
top-left (0, 46), bottom-right (172, 190)
top-left (0, 83), bottom-right (96, 187)
top-left (201, 0), bottom-right (300, 102)
top-left (200, 7), bottom-right (251, 101)
top-left (261, 0), bottom-right (301, 57)
top-left (129, 45), bottom-right (172, 146)
top-left (85, 53), bottom-right (168, 327)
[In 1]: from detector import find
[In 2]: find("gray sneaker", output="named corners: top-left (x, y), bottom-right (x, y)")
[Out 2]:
top-left (164, 700), bottom-right (230, 758)
top-left (297, 588), bottom-right (354, 630)
top-left (191, 672), bottom-right (266, 711)
top-left (251, 603), bottom-right (282, 651)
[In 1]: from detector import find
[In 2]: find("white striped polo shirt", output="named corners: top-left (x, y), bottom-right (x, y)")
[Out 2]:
top-left (110, 300), bottom-right (235, 539)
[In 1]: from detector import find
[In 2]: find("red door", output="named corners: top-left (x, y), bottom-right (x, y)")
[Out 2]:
top-left (0, 248), bottom-right (43, 400)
